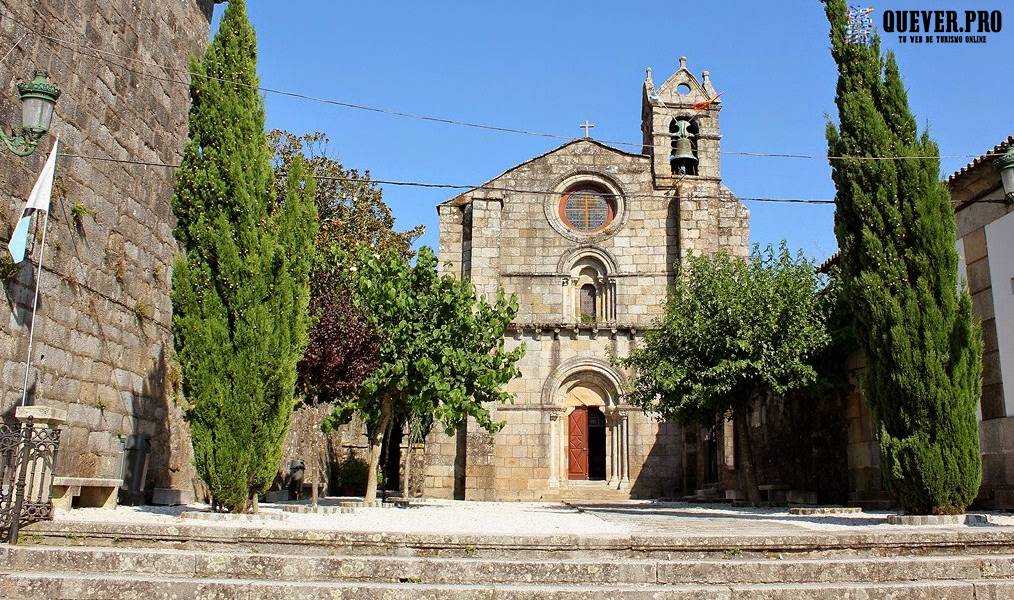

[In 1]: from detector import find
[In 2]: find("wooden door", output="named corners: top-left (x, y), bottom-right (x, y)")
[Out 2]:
top-left (568, 407), bottom-right (589, 480)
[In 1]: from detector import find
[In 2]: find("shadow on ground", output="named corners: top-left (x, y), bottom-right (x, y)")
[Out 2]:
top-left (569, 502), bottom-right (885, 528)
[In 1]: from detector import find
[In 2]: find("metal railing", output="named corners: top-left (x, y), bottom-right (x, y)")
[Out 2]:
top-left (0, 416), bottom-right (61, 544)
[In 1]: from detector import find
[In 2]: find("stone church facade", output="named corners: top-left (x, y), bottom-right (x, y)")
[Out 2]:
top-left (425, 58), bottom-right (750, 500)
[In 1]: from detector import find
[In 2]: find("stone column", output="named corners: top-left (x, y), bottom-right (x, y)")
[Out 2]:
top-left (548, 409), bottom-right (562, 488)
top-left (595, 277), bottom-right (603, 323)
top-left (616, 413), bottom-right (624, 486)
top-left (605, 416), bottom-right (614, 486)
top-left (606, 413), bottom-right (613, 485)
top-left (608, 278), bottom-right (617, 321)
top-left (570, 277), bottom-right (579, 322)
top-left (608, 410), bottom-right (620, 487)
top-left (15, 405), bottom-right (67, 429)
top-left (561, 278), bottom-right (572, 323)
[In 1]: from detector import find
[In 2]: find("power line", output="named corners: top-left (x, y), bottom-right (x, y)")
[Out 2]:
top-left (348, 177), bottom-right (837, 204)
top-left (58, 152), bottom-right (833, 204)
top-left (62, 151), bottom-right (1011, 206)
top-left (1, 10), bottom-right (573, 142)
top-left (72, 151), bottom-right (989, 206)
top-left (4, 8), bottom-right (1007, 164)
top-left (0, 32), bottom-right (27, 66)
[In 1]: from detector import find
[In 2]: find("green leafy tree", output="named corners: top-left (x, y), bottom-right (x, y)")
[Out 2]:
top-left (617, 244), bottom-right (830, 504)
top-left (269, 130), bottom-right (423, 257)
top-left (171, 0), bottom-right (318, 512)
top-left (323, 246), bottom-right (524, 502)
top-left (270, 130), bottom-right (423, 403)
top-left (824, 0), bottom-right (982, 514)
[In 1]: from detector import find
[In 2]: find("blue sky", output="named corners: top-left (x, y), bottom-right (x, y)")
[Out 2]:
top-left (214, 1), bottom-right (1011, 263)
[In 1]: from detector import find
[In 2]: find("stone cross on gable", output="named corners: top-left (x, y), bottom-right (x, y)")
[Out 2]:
top-left (580, 120), bottom-right (595, 138)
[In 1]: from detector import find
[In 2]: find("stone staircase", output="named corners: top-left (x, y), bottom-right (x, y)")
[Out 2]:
top-left (681, 485), bottom-right (729, 504)
top-left (3, 520), bottom-right (1014, 598)
top-left (555, 480), bottom-right (633, 501)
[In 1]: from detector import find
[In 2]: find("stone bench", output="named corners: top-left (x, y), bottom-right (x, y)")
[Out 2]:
top-left (758, 484), bottom-right (789, 505)
top-left (786, 490), bottom-right (819, 505)
top-left (51, 477), bottom-right (122, 512)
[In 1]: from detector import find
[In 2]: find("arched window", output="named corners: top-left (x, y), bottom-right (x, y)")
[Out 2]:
top-left (579, 284), bottom-right (597, 322)
top-left (565, 252), bottom-right (616, 324)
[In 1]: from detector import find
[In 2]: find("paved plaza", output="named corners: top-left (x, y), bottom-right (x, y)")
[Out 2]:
top-left (49, 499), bottom-right (1014, 538)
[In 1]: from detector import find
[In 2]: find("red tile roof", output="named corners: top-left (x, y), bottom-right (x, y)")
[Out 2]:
top-left (947, 134), bottom-right (1014, 185)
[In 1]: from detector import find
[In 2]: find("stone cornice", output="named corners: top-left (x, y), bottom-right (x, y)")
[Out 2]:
top-left (506, 322), bottom-right (644, 340)
top-left (499, 271), bottom-right (669, 279)
top-left (494, 403), bottom-right (644, 413)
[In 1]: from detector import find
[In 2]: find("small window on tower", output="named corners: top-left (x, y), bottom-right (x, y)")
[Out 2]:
top-left (559, 186), bottom-right (615, 233)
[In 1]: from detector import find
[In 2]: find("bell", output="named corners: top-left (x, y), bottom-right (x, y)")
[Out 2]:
top-left (671, 136), bottom-right (697, 164)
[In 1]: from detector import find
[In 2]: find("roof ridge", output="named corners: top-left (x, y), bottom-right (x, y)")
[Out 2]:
top-left (947, 134), bottom-right (1014, 183)
top-left (438, 139), bottom-right (647, 207)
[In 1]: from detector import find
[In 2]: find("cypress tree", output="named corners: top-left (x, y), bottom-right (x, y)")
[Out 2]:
top-left (824, 0), bottom-right (982, 514)
top-left (171, 0), bottom-right (318, 512)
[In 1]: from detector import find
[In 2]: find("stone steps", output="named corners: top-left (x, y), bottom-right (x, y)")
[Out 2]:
top-left (2, 545), bottom-right (1014, 586)
top-left (555, 485), bottom-right (632, 501)
top-left (1, 570), bottom-right (1011, 600)
top-left (9, 523), bottom-right (1014, 599)
top-left (23, 519), bottom-right (1014, 560)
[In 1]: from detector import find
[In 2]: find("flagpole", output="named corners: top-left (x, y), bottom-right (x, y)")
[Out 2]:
top-left (19, 208), bottom-right (49, 407)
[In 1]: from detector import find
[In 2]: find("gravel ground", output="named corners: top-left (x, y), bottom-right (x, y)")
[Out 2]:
top-left (53, 499), bottom-right (1014, 537)
top-left (574, 502), bottom-right (1014, 535)
top-left (53, 499), bottom-right (631, 536)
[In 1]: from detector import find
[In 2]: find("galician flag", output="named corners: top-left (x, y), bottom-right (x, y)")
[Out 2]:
top-left (8, 139), bottom-right (58, 263)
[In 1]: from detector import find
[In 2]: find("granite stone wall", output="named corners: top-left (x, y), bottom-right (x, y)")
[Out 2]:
top-left (0, 1), bottom-right (215, 498)
top-left (952, 156), bottom-right (1014, 510)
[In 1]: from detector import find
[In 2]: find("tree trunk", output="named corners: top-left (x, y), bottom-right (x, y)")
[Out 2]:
top-left (310, 398), bottom-right (320, 508)
top-left (453, 419), bottom-right (467, 500)
top-left (402, 428), bottom-right (414, 498)
top-left (402, 443), bottom-right (412, 497)
top-left (310, 451), bottom-right (319, 508)
top-left (250, 493), bottom-right (259, 514)
top-left (379, 416), bottom-right (394, 499)
top-left (733, 403), bottom-right (760, 505)
top-left (364, 395), bottom-right (394, 503)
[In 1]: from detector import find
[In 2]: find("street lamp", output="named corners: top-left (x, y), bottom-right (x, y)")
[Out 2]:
top-left (0, 71), bottom-right (61, 157)
top-left (996, 146), bottom-right (1014, 205)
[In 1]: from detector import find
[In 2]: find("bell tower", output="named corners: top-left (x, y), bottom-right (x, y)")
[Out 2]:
top-left (641, 56), bottom-right (722, 187)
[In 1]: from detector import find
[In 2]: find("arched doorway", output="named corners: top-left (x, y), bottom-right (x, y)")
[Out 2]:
top-left (545, 360), bottom-right (630, 490)
top-left (564, 382), bottom-right (609, 481)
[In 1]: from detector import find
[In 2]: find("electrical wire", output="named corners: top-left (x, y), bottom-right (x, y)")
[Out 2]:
top-left (70, 152), bottom-right (1004, 206)
top-left (3, 7), bottom-right (1007, 164)
top-left (56, 152), bottom-right (834, 204)
top-left (0, 32), bottom-right (27, 66)
top-left (64, 151), bottom-right (1011, 206)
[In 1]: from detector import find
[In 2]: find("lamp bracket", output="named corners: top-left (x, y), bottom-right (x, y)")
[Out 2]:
top-left (0, 129), bottom-right (40, 157)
